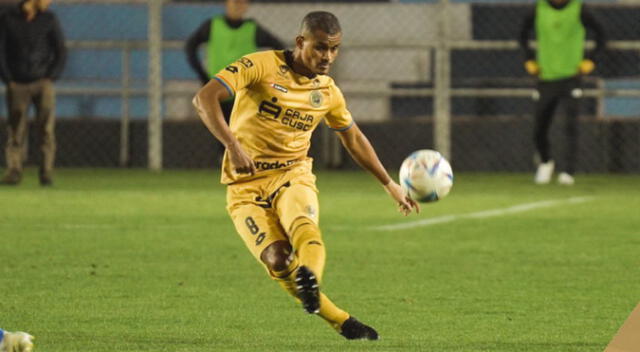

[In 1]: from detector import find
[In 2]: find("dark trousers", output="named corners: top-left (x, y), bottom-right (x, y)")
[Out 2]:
top-left (4, 79), bottom-right (56, 176)
top-left (533, 76), bottom-right (581, 175)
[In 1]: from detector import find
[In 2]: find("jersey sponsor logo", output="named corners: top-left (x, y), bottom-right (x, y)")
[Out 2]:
top-left (258, 98), bottom-right (282, 119)
top-left (283, 108), bottom-right (314, 131)
top-left (310, 90), bottom-right (323, 108)
top-left (270, 83), bottom-right (288, 93)
top-left (258, 97), bottom-right (315, 131)
top-left (254, 160), bottom-right (295, 171)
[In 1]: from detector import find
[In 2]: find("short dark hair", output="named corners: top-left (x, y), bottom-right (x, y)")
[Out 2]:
top-left (300, 11), bottom-right (341, 36)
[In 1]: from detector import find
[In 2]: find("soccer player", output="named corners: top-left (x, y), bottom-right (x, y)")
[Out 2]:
top-left (519, 0), bottom-right (605, 185)
top-left (193, 11), bottom-right (419, 340)
top-left (0, 329), bottom-right (34, 352)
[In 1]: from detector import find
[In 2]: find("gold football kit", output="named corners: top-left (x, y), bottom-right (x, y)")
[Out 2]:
top-left (215, 50), bottom-right (354, 330)
top-left (215, 50), bottom-right (353, 261)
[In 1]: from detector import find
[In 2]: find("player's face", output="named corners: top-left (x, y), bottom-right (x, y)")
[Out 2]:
top-left (297, 30), bottom-right (342, 75)
top-left (226, 0), bottom-right (249, 20)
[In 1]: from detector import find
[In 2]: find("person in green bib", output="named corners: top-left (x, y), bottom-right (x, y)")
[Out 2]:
top-left (519, 0), bottom-right (605, 185)
top-left (185, 0), bottom-right (284, 159)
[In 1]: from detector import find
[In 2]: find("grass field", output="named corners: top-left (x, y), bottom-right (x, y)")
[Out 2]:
top-left (1, 168), bottom-right (639, 352)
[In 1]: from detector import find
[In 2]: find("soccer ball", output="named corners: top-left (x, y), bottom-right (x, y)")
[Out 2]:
top-left (399, 149), bottom-right (453, 203)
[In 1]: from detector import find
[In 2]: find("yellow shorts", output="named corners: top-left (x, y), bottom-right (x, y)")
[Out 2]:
top-left (226, 161), bottom-right (319, 262)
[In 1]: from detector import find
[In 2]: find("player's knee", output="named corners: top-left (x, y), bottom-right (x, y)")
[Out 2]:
top-left (260, 240), bottom-right (293, 272)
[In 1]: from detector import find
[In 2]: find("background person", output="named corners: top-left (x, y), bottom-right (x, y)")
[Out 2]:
top-left (185, 0), bottom-right (284, 161)
top-left (185, 0), bottom-right (285, 88)
top-left (0, 0), bottom-right (66, 186)
top-left (519, 0), bottom-right (606, 185)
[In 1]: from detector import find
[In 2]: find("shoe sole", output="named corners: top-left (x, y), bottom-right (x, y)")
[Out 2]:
top-left (295, 266), bottom-right (320, 314)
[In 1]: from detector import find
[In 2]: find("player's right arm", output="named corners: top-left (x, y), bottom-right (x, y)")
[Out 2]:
top-left (336, 124), bottom-right (419, 216)
top-left (192, 77), bottom-right (256, 175)
top-left (519, 8), bottom-right (539, 76)
top-left (185, 20), bottom-right (212, 85)
top-left (326, 84), bottom-right (418, 216)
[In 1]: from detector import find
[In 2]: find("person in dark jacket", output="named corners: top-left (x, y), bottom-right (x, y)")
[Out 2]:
top-left (0, 0), bottom-right (66, 186)
top-left (185, 0), bottom-right (283, 162)
top-left (519, 0), bottom-right (605, 185)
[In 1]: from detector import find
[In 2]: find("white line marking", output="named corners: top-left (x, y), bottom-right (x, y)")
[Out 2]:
top-left (371, 196), bottom-right (594, 232)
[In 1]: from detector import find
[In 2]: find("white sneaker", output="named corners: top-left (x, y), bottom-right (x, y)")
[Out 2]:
top-left (557, 172), bottom-right (575, 186)
top-left (534, 160), bottom-right (554, 184)
top-left (0, 330), bottom-right (34, 352)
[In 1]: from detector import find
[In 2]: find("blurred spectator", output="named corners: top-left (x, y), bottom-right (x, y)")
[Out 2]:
top-left (185, 0), bottom-right (283, 162)
top-left (519, 0), bottom-right (605, 185)
top-left (185, 0), bottom-right (284, 125)
top-left (0, 0), bottom-right (66, 186)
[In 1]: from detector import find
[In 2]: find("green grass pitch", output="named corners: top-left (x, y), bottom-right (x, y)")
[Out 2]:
top-left (1, 169), bottom-right (638, 351)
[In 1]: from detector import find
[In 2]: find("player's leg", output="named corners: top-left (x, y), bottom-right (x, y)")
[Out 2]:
top-left (2, 83), bottom-right (31, 185)
top-left (275, 181), bottom-right (347, 327)
top-left (274, 175), bottom-right (378, 339)
top-left (275, 177), bottom-right (324, 281)
top-left (228, 201), bottom-right (293, 274)
top-left (269, 178), bottom-right (325, 315)
top-left (558, 78), bottom-right (580, 184)
top-left (227, 183), bottom-right (304, 301)
top-left (259, 238), bottom-right (300, 298)
top-left (228, 201), bottom-right (310, 302)
top-left (533, 81), bottom-right (559, 184)
top-left (258, 236), bottom-right (377, 340)
top-left (33, 79), bottom-right (56, 186)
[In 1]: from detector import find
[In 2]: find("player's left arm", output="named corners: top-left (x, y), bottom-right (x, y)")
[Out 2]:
top-left (578, 6), bottom-right (607, 75)
top-left (336, 124), bottom-right (420, 216)
top-left (47, 14), bottom-right (67, 81)
top-left (255, 24), bottom-right (285, 50)
top-left (581, 6), bottom-right (607, 59)
top-left (519, 8), bottom-right (539, 76)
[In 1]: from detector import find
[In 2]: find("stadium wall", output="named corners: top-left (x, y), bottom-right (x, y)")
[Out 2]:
top-left (0, 119), bottom-right (637, 173)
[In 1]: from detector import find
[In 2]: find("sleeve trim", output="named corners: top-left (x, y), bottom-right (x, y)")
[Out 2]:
top-left (328, 120), bottom-right (354, 132)
top-left (214, 76), bottom-right (235, 97)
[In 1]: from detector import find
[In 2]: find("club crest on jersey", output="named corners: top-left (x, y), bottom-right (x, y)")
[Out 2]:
top-left (270, 83), bottom-right (288, 93)
top-left (310, 90), bottom-right (323, 107)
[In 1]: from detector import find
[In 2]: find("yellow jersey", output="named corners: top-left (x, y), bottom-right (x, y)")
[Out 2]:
top-left (214, 50), bottom-right (354, 184)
